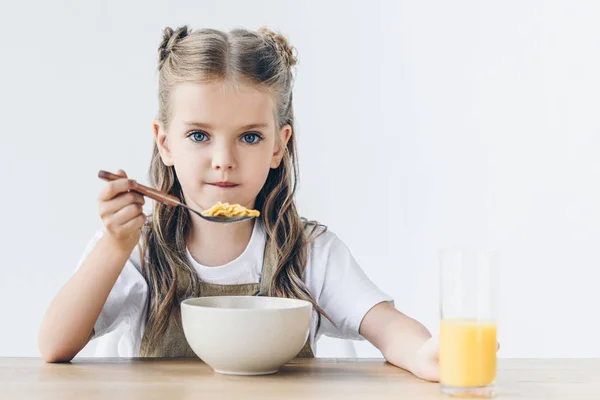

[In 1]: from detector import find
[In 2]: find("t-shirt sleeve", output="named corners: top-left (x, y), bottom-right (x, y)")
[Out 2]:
top-left (307, 230), bottom-right (394, 341)
top-left (75, 231), bottom-right (148, 340)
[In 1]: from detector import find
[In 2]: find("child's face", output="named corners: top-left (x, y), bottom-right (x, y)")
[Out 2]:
top-left (154, 82), bottom-right (291, 212)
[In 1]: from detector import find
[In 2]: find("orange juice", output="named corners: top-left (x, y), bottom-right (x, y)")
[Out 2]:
top-left (440, 319), bottom-right (497, 387)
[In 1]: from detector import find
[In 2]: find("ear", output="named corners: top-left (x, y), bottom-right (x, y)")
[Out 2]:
top-left (271, 124), bottom-right (292, 169)
top-left (153, 120), bottom-right (174, 166)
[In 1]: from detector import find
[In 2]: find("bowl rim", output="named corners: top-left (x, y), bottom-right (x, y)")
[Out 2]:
top-left (181, 295), bottom-right (313, 312)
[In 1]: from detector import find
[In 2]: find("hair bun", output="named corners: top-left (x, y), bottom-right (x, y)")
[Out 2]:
top-left (158, 26), bottom-right (190, 69)
top-left (258, 27), bottom-right (297, 67)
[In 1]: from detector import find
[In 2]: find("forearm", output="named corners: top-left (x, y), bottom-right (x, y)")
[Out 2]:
top-left (38, 234), bottom-right (133, 362)
top-left (360, 302), bottom-right (432, 373)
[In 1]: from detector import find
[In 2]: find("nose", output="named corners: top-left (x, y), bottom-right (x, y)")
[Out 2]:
top-left (211, 141), bottom-right (236, 171)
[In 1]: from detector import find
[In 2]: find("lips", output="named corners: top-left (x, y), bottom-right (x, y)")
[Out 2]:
top-left (208, 182), bottom-right (239, 188)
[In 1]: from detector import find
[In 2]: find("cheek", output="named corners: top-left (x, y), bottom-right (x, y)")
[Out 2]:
top-left (243, 147), bottom-right (273, 184)
top-left (172, 146), bottom-right (208, 188)
top-left (256, 145), bottom-right (275, 170)
top-left (172, 141), bottom-right (208, 166)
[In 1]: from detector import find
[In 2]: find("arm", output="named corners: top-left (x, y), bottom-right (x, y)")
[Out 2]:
top-left (38, 235), bottom-right (135, 362)
top-left (359, 302), bottom-right (439, 381)
top-left (38, 170), bottom-right (145, 362)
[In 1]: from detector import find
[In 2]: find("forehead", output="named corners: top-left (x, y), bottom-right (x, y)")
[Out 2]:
top-left (170, 81), bottom-right (275, 129)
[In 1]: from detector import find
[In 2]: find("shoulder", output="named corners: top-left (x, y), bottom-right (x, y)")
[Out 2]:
top-left (78, 228), bottom-right (146, 273)
top-left (303, 219), bottom-right (334, 245)
top-left (302, 220), bottom-right (352, 267)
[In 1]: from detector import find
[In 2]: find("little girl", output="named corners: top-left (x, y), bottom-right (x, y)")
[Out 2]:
top-left (39, 26), bottom-right (439, 381)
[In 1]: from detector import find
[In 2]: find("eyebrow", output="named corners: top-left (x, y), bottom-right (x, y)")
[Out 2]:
top-left (183, 121), bottom-right (270, 131)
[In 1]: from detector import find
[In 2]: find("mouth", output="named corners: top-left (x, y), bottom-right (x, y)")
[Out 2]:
top-left (208, 181), bottom-right (239, 188)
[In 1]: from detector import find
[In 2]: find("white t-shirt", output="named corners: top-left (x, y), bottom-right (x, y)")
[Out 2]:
top-left (77, 221), bottom-right (393, 356)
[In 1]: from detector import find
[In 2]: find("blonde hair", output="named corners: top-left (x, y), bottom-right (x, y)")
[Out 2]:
top-left (141, 26), bottom-right (328, 347)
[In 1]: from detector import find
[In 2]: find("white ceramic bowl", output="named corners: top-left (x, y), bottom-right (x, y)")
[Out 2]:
top-left (181, 296), bottom-right (312, 375)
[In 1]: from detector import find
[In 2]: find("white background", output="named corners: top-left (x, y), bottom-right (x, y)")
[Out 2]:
top-left (1, 0), bottom-right (599, 358)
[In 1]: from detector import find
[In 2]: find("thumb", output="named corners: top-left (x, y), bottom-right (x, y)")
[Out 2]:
top-left (419, 335), bottom-right (439, 359)
top-left (116, 169), bottom-right (128, 179)
top-left (412, 335), bottom-right (440, 382)
top-left (417, 336), bottom-right (441, 382)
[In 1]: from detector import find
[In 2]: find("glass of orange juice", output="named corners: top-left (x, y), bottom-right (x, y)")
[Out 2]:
top-left (440, 249), bottom-right (498, 397)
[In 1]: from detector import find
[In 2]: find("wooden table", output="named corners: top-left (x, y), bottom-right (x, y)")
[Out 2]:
top-left (1, 358), bottom-right (599, 399)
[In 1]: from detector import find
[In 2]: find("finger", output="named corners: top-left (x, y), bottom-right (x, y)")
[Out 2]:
top-left (104, 205), bottom-right (144, 233)
top-left (111, 203), bottom-right (144, 225)
top-left (120, 213), bottom-right (147, 232)
top-left (419, 335), bottom-right (439, 359)
top-left (426, 365), bottom-right (440, 382)
top-left (98, 177), bottom-right (137, 202)
top-left (416, 360), bottom-right (440, 382)
top-left (116, 169), bottom-right (128, 178)
top-left (100, 192), bottom-right (145, 217)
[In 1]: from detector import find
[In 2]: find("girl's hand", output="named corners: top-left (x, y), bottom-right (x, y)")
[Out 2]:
top-left (98, 169), bottom-right (146, 249)
top-left (412, 336), bottom-right (440, 382)
top-left (412, 336), bottom-right (501, 382)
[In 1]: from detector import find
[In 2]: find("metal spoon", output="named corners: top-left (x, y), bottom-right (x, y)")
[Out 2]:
top-left (98, 170), bottom-right (256, 224)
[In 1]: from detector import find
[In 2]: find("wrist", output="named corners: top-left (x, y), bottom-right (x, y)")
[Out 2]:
top-left (103, 231), bottom-right (139, 256)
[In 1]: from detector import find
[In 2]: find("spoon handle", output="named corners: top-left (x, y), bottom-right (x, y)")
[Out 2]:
top-left (98, 170), bottom-right (181, 207)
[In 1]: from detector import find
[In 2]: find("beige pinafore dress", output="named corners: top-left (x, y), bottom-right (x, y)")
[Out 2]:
top-left (139, 240), bottom-right (314, 358)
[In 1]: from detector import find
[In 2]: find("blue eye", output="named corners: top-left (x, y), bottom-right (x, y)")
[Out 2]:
top-left (189, 131), bottom-right (208, 142)
top-left (242, 133), bottom-right (262, 144)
